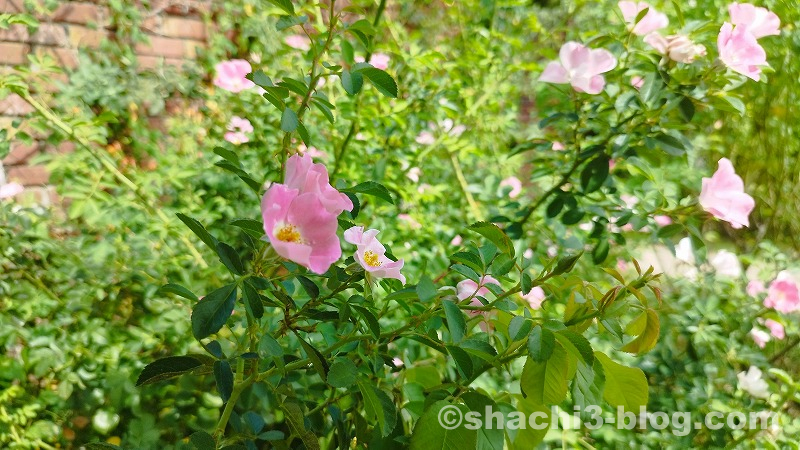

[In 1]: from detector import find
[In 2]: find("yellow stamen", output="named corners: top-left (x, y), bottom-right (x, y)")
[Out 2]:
top-left (363, 250), bottom-right (382, 267)
top-left (275, 224), bottom-right (302, 243)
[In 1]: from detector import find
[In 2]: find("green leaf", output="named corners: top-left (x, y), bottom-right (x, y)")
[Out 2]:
top-left (176, 213), bottom-right (218, 252)
top-left (358, 381), bottom-right (397, 437)
top-left (594, 351), bottom-right (649, 412)
top-left (297, 276), bottom-right (320, 299)
top-left (520, 345), bottom-right (569, 405)
top-left (276, 14), bottom-right (307, 31)
top-left (446, 345), bottom-right (473, 378)
top-left (157, 283), bottom-right (199, 302)
top-left (621, 309), bottom-right (660, 354)
top-left (191, 284), bottom-right (237, 340)
top-left (213, 360), bottom-right (234, 402)
top-left (341, 181), bottom-right (394, 204)
top-left (450, 251), bottom-right (484, 273)
top-left (461, 392), bottom-right (504, 450)
top-left (555, 329), bottom-right (594, 365)
top-left (646, 133), bottom-right (686, 156)
top-left (656, 223), bottom-right (684, 239)
top-left (258, 334), bottom-right (283, 358)
top-left (508, 316), bottom-right (532, 341)
top-left (328, 359), bottom-right (358, 388)
top-left (551, 252), bottom-right (583, 276)
top-left (513, 396), bottom-right (551, 447)
top-left (312, 98), bottom-right (336, 124)
top-left (213, 146), bottom-right (241, 167)
top-left (242, 281), bottom-right (264, 319)
top-left (266, 0), bottom-right (295, 15)
top-left (282, 402), bottom-right (320, 450)
top-left (189, 431), bottom-right (216, 450)
top-left (678, 96), bottom-right (695, 122)
top-left (416, 275), bottom-right (437, 302)
top-left (295, 333), bottom-right (329, 381)
top-left (281, 108), bottom-right (299, 132)
top-left (352, 304), bottom-right (381, 338)
top-left (216, 242), bottom-right (244, 275)
top-left (355, 67), bottom-right (398, 98)
top-left (580, 155), bottom-right (610, 193)
top-left (251, 69), bottom-right (273, 88)
top-left (85, 444), bottom-right (123, 450)
top-left (572, 360), bottom-right (605, 420)
top-left (527, 325), bottom-right (555, 362)
top-left (341, 69), bottom-right (363, 95)
top-left (561, 208), bottom-right (585, 225)
top-left (442, 300), bottom-right (467, 343)
top-left (592, 239), bottom-right (610, 265)
top-left (468, 222), bottom-right (515, 257)
top-left (136, 355), bottom-right (212, 386)
top-left (409, 401), bottom-right (477, 450)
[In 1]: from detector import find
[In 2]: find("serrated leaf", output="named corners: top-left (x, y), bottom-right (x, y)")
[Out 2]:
top-left (341, 181), bottom-right (394, 204)
top-left (191, 284), bottom-right (237, 340)
top-left (341, 69), bottom-right (363, 95)
top-left (595, 351), bottom-right (648, 412)
top-left (443, 300), bottom-right (467, 343)
top-left (520, 344), bottom-right (569, 404)
top-left (295, 333), bottom-right (329, 381)
top-left (213, 360), bottom-right (234, 402)
top-left (358, 381), bottom-right (397, 437)
top-left (136, 355), bottom-right (212, 386)
top-left (328, 359), bottom-right (358, 388)
top-left (468, 222), bottom-right (515, 257)
top-left (527, 325), bottom-right (555, 362)
top-left (242, 281), bottom-right (264, 319)
top-left (281, 108), bottom-right (299, 132)
top-left (356, 67), bottom-right (398, 98)
top-left (416, 275), bottom-right (437, 302)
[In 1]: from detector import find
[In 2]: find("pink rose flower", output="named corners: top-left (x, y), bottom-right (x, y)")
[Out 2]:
top-left (284, 154), bottom-right (353, 215)
top-left (699, 158), bottom-right (755, 229)
top-left (764, 271), bottom-right (800, 313)
top-left (631, 76), bottom-right (645, 89)
top-left (398, 214), bottom-right (422, 230)
top-left (213, 59), bottom-right (255, 93)
top-left (728, 3), bottom-right (780, 39)
top-left (618, 1), bottom-right (669, 36)
top-left (522, 286), bottom-right (546, 310)
top-left (261, 184), bottom-right (341, 274)
top-left (552, 141), bottom-right (566, 151)
top-left (284, 34), bottom-right (311, 51)
top-left (456, 276), bottom-right (501, 301)
top-left (0, 181), bottom-right (24, 199)
top-left (717, 23), bottom-right (767, 81)
top-left (764, 319), bottom-right (785, 340)
top-left (746, 280), bottom-right (765, 297)
top-left (500, 176), bottom-right (522, 198)
top-left (392, 357), bottom-right (404, 367)
top-left (539, 42), bottom-right (617, 95)
top-left (415, 131), bottom-right (435, 145)
top-left (750, 328), bottom-right (770, 348)
top-left (450, 235), bottom-right (463, 246)
top-left (224, 116), bottom-right (253, 145)
top-left (644, 33), bottom-right (707, 63)
top-left (298, 144), bottom-right (327, 160)
top-left (653, 215), bottom-right (672, 226)
top-left (344, 226), bottom-right (406, 283)
top-left (407, 167), bottom-right (421, 183)
top-left (369, 52), bottom-right (390, 70)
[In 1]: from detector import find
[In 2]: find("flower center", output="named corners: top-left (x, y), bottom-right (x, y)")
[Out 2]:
top-left (275, 224), bottom-right (303, 243)
top-left (363, 250), bottom-right (382, 267)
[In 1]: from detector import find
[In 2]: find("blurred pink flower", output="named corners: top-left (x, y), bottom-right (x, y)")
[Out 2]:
top-left (224, 132), bottom-right (249, 144)
top-left (747, 280), bottom-right (765, 296)
top-left (441, 119), bottom-right (466, 137)
top-left (0, 181), bottom-right (24, 199)
top-left (710, 250), bottom-right (742, 278)
top-left (621, 194), bottom-right (639, 209)
top-left (415, 131), bottom-right (435, 145)
top-left (224, 116), bottom-right (253, 145)
top-left (500, 176), bottom-right (522, 198)
top-left (213, 59), bottom-right (255, 92)
top-left (764, 271), bottom-right (800, 313)
top-left (344, 226), bottom-right (406, 284)
top-left (392, 357), bottom-right (404, 367)
top-left (618, 1), bottom-right (669, 36)
top-left (261, 184), bottom-right (341, 274)
top-left (298, 144), bottom-right (327, 160)
top-left (398, 214), bottom-right (422, 230)
top-left (644, 33), bottom-right (706, 63)
top-left (764, 319), bottom-right (785, 339)
top-left (522, 286), bottom-right (546, 310)
top-left (523, 248), bottom-right (534, 259)
top-left (699, 158), bottom-right (755, 229)
top-left (457, 276), bottom-right (501, 301)
top-left (369, 52), bottom-right (390, 70)
top-left (539, 42), bottom-right (617, 94)
top-left (750, 328), bottom-right (770, 348)
top-left (653, 215), bottom-right (672, 226)
top-left (284, 154), bottom-right (353, 215)
top-left (617, 258), bottom-right (629, 272)
top-left (552, 141), bottom-right (566, 151)
top-left (407, 167), bottom-right (421, 183)
top-left (450, 235), bottom-right (463, 246)
top-left (729, 3), bottom-right (780, 39)
top-left (631, 76), bottom-right (645, 89)
top-left (284, 34), bottom-right (311, 51)
top-left (717, 23), bottom-right (767, 81)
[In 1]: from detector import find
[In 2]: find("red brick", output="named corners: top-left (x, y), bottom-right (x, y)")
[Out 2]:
top-left (50, 3), bottom-right (107, 26)
top-left (0, 0), bottom-right (24, 13)
top-left (143, 16), bottom-right (206, 40)
top-left (0, 93), bottom-right (33, 116)
top-left (0, 42), bottom-right (29, 65)
top-left (68, 25), bottom-right (106, 48)
top-left (137, 55), bottom-right (185, 70)
top-left (0, 23), bottom-right (69, 46)
top-left (7, 165), bottom-right (49, 185)
top-left (3, 141), bottom-right (40, 165)
top-left (135, 36), bottom-right (192, 58)
top-left (24, 185), bottom-right (58, 206)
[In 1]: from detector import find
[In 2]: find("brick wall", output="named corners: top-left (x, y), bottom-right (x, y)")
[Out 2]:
top-left (0, 0), bottom-right (211, 202)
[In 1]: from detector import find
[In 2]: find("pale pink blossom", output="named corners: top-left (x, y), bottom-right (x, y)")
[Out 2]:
top-left (618, 1), bottom-right (669, 36)
top-left (417, 183), bottom-right (431, 194)
top-left (717, 23), bottom-right (768, 81)
top-left (344, 226), bottom-right (406, 284)
top-left (617, 258), bottom-right (629, 272)
top-left (737, 366), bottom-right (770, 398)
top-left (710, 250), bottom-right (742, 278)
top-left (653, 215), bottom-right (672, 226)
top-left (631, 76), bottom-right (645, 89)
top-left (764, 271), bottom-right (800, 313)
top-left (415, 131), bottom-right (435, 145)
top-left (764, 319), bottom-right (785, 340)
top-left (539, 42), bottom-right (617, 94)
top-left (747, 280), bottom-right (765, 297)
top-left (441, 119), bottom-right (466, 137)
top-left (407, 167), bottom-right (421, 183)
top-left (750, 328), bottom-right (770, 348)
top-left (457, 276), bottom-right (501, 301)
top-left (644, 33), bottom-right (706, 63)
top-left (284, 154), bottom-right (353, 215)
top-left (398, 214), bottom-right (422, 230)
top-left (699, 158), bottom-right (755, 229)
top-left (261, 184), bottom-right (341, 274)
top-left (522, 286), bottom-right (546, 310)
top-left (523, 249), bottom-right (534, 259)
top-left (213, 59), bottom-right (255, 93)
top-left (224, 116), bottom-right (253, 145)
top-left (621, 194), bottom-right (639, 209)
top-left (552, 141), bottom-right (566, 151)
top-left (284, 34), bottom-right (311, 51)
top-left (500, 176), bottom-right (522, 198)
top-left (728, 3), bottom-right (781, 39)
top-left (0, 182), bottom-right (24, 199)
top-left (298, 144), bottom-right (327, 160)
top-left (392, 357), bottom-right (404, 367)
top-left (355, 53), bottom-right (390, 70)
top-left (450, 235), bottom-right (463, 246)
